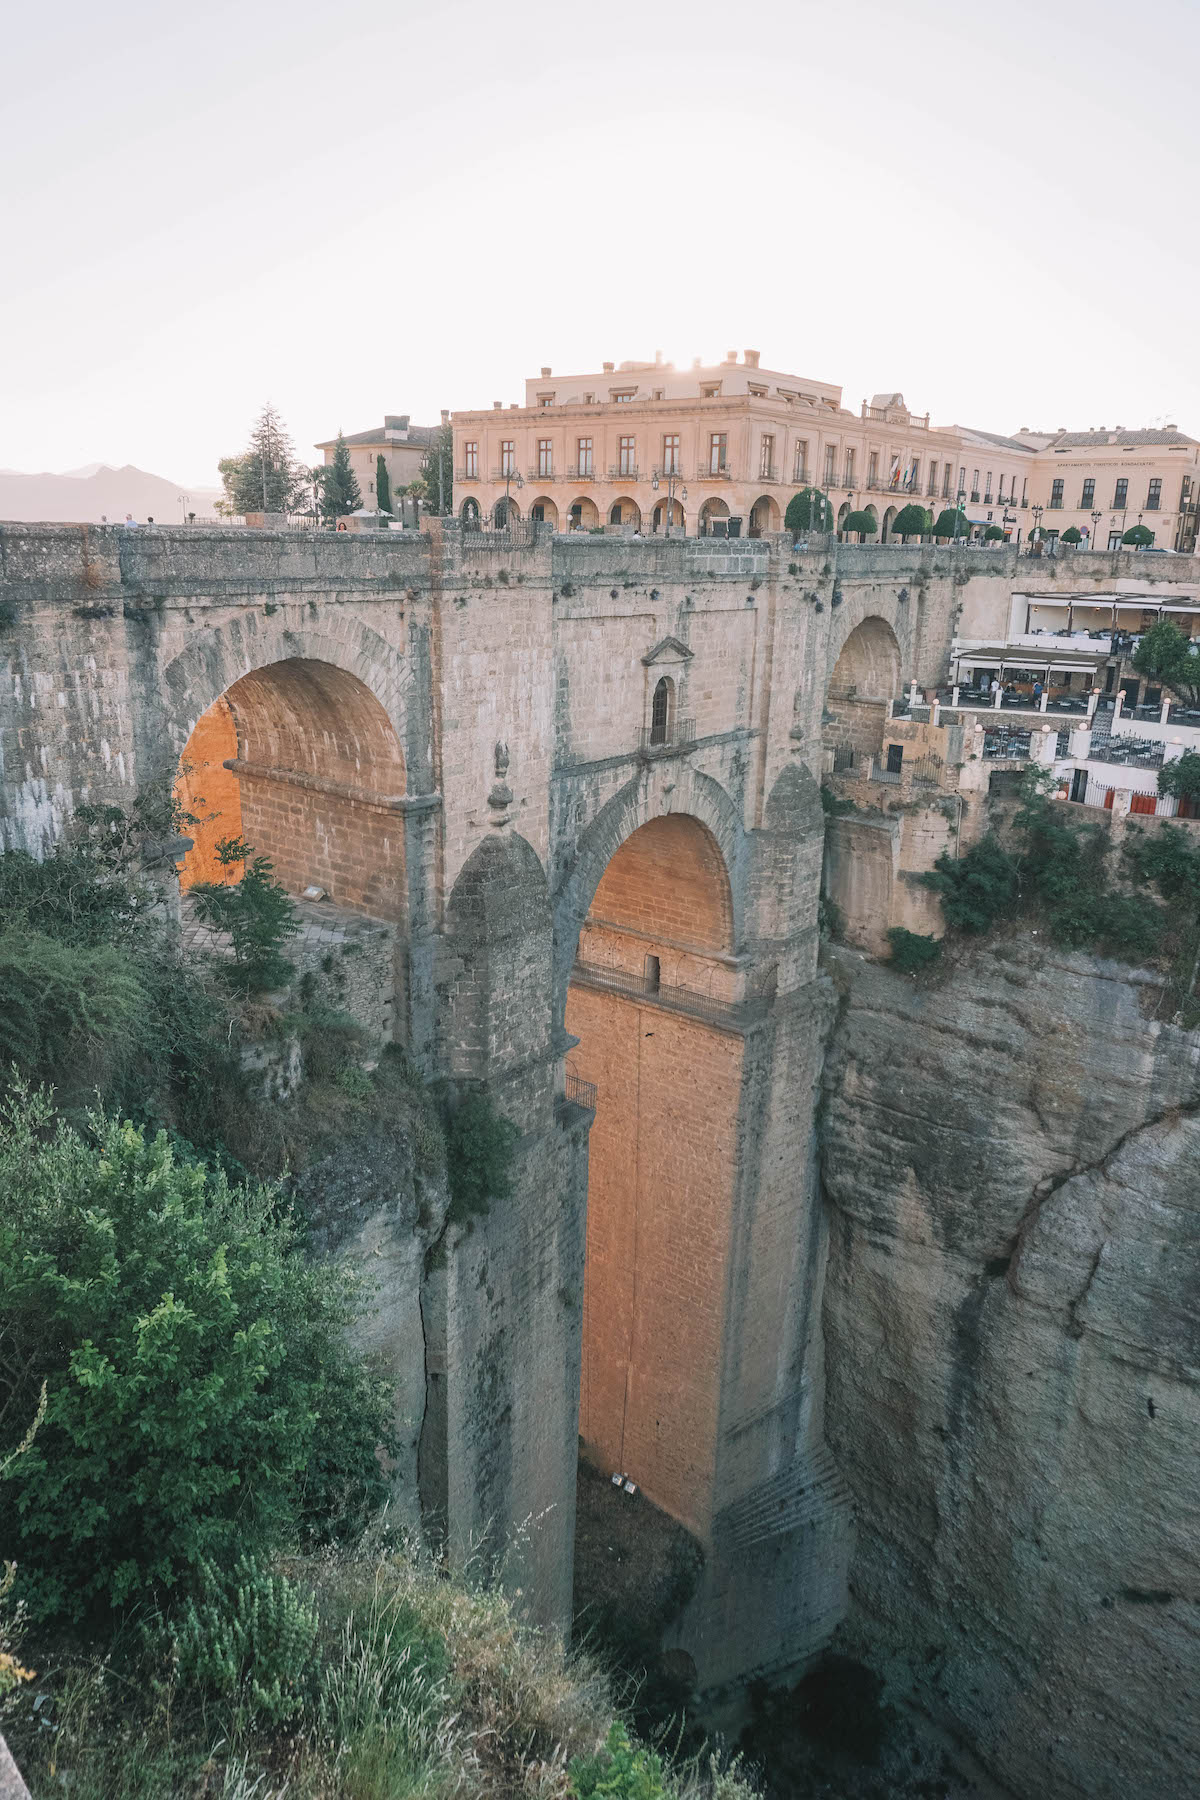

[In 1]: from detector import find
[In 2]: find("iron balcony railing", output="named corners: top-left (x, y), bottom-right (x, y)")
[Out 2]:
top-left (1097, 738), bottom-right (1165, 770)
top-left (639, 718), bottom-right (696, 757)
top-left (982, 728), bottom-right (1032, 760)
top-left (869, 759), bottom-right (903, 784)
top-left (696, 464), bottom-right (732, 479)
top-left (651, 464), bottom-right (684, 480)
top-left (571, 959), bottom-right (770, 1028)
top-left (832, 744), bottom-right (856, 772)
top-left (563, 1070), bottom-right (597, 1112)
top-left (608, 464), bottom-right (640, 481)
top-left (757, 465), bottom-right (780, 483)
top-left (456, 467), bottom-right (480, 481)
top-left (791, 468), bottom-right (812, 486)
top-left (527, 467), bottom-right (557, 482)
top-left (910, 753), bottom-right (944, 787)
top-left (491, 466), bottom-right (519, 481)
top-left (565, 465), bottom-right (595, 480)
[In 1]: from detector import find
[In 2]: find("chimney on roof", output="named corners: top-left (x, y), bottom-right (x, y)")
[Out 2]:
top-left (655, 349), bottom-right (663, 364)
top-left (692, 356), bottom-right (701, 369)
top-left (724, 349), bottom-right (738, 364)
top-left (602, 361), bottom-right (614, 373)
top-left (384, 414), bottom-right (409, 430)
top-left (1167, 423), bottom-right (1178, 430)
top-left (493, 400), bottom-right (502, 410)
top-left (440, 409), bottom-right (449, 425)
top-left (540, 366), bottom-right (551, 377)
top-left (1115, 424), bottom-right (1124, 430)
top-left (744, 348), bottom-right (760, 368)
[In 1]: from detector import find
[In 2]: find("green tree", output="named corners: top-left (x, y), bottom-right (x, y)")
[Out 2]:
top-left (933, 507), bottom-right (969, 539)
top-left (892, 503), bottom-right (931, 541)
top-left (418, 423), bottom-right (454, 516)
top-left (0, 1090), bottom-right (395, 1624)
top-left (375, 454), bottom-right (392, 516)
top-left (1123, 523), bottom-right (1155, 547)
top-left (319, 433), bottom-right (363, 524)
top-left (842, 509), bottom-right (876, 539)
top-left (217, 404), bottom-right (306, 516)
top-left (190, 844), bottom-right (300, 992)
top-left (1133, 619), bottom-right (1200, 707)
top-left (983, 523), bottom-right (1007, 542)
top-left (784, 487), bottom-right (832, 534)
top-left (1059, 525), bottom-right (1082, 544)
top-left (1159, 750), bottom-right (1200, 801)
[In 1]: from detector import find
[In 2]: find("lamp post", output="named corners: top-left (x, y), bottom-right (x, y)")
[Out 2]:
top-left (501, 464), bottom-right (523, 527)
top-left (1002, 507), bottom-right (1016, 546)
top-left (651, 468), bottom-right (687, 538)
top-left (1091, 509), bottom-right (1102, 548)
top-left (1031, 503), bottom-right (1044, 551)
top-left (955, 485), bottom-right (968, 544)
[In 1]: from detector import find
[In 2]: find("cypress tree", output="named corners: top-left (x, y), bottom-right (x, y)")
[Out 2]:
top-left (375, 454), bottom-right (392, 516)
top-left (319, 434), bottom-right (362, 524)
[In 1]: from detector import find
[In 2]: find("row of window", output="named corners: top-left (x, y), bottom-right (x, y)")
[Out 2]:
top-left (1048, 477), bottom-right (1170, 511)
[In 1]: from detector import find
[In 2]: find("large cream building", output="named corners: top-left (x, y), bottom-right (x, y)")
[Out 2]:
top-left (450, 354), bottom-right (1200, 552)
top-left (451, 351), bottom-right (1036, 541)
top-left (1020, 426), bottom-right (1200, 552)
top-left (316, 412), bottom-right (443, 510)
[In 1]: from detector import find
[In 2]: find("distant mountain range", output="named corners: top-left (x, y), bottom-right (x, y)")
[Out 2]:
top-left (0, 464), bottom-right (222, 524)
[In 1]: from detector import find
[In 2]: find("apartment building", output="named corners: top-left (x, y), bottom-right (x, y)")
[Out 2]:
top-left (1021, 427), bottom-right (1200, 552)
top-left (315, 413), bottom-right (441, 510)
top-left (451, 352), bottom-right (1035, 540)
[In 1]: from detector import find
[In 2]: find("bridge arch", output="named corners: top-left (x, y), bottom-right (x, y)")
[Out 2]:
top-left (823, 614), bottom-right (903, 772)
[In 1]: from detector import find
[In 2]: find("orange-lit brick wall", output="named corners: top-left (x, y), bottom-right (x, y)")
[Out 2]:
top-left (566, 814), bottom-right (742, 1537)
top-left (588, 815), bottom-right (733, 951)
top-left (567, 983), bottom-right (743, 1537)
top-left (174, 659), bottom-right (407, 921)
top-left (176, 696), bottom-right (242, 888)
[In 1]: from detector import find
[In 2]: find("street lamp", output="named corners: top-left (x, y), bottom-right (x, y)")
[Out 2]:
top-left (1091, 509), bottom-right (1102, 548)
top-left (651, 469), bottom-right (687, 538)
top-left (501, 465), bottom-right (523, 527)
top-left (955, 485), bottom-right (968, 544)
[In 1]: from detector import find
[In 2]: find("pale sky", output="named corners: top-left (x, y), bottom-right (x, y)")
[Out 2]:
top-left (3, 0), bottom-right (1197, 491)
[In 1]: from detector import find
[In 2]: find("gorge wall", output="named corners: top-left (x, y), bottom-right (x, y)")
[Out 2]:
top-left (820, 940), bottom-right (1200, 1800)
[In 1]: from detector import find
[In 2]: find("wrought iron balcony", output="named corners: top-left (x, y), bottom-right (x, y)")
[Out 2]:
top-left (757, 465), bottom-right (780, 483)
top-left (651, 465), bottom-right (684, 480)
top-left (491, 467), bottom-right (519, 481)
top-left (696, 464), bottom-right (732, 480)
top-left (608, 465), bottom-right (640, 481)
top-left (562, 1070), bottom-right (596, 1112)
top-left (456, 467), bottom-right (480, 482)
top-left (565, 465), bottom-right (595, 480)
top-left (638, 718), bottom-right (696, 758)
top-left (527, 468), bottom-right (557, 482)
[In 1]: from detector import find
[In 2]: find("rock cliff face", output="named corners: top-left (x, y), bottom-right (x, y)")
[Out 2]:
top-left (820, 942), bottom-right (1200, 1800)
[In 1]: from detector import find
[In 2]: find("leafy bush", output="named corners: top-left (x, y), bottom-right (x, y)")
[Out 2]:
top-left (933, 507), bottom-right (968, 539)
top-left (570, 1721), bottom-right (667, 1798)
top-left (891, 503), bottom-right (930, 540)
top-left (983, 523), bottom-right (1007, 541)
top-left (172, 1555), bottom-right (319, 1723)
top-left (784, 488), bottom-right (832, 533)
top-left (0, 1090), bottom-right (396, 1624)
top-left (190, 844), bottom-right (300, 992)
top-left (1135, 620), bottom-right (1200, 709)
top-left (1059, 526), bottom-right (1082, 544)
top-left (887, 927), bottom-right (942, 972)
top-left (1123, 523), bottom-right (1155, 547)
top-left (443, 1087), bottom-right (519, 1226)
top-left (921, 835), bottom-right (1020, 933)
top-left (0, 928), bottom-right (149, 1096)
top-left (842, 509), bottom-right (875, 538)
top-left (1159, 750), bottom-right (1200, 801)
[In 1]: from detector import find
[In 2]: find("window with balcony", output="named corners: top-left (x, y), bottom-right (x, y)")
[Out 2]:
top-left (944, 468), bottom-right (953, 498)
top-left (537, 439), bottom-right (553, 477)
top-left (1147, 478), bottom-right (1162, 510)
top-left (845, 448), bottom-right (856, 486)
top-left (1081, 477), bottom-right (1095, 507)
top-left (984, 471), bottom-right (993, 501)
top-left (824, 445), bottom-right (837, 485)
top-left (577, 438), bottom-right (593, 476)
top-left (701, 383), bottom-right (722, 399)
top-left (868, 451), bottom-right (879, 487)
top-left (910, 459), bottom-right (921, 492)
top-left (662, 434), bottom-right (680, 474)
top-left (998, 474), bottom-right (1006, 501)
top-left (538, 395), bottom-right (554, 408)
top-left (928, 461), bottom-right (938, 495)
top-left (619, 436), bottom-right (636, 476)
top-left (794, 440), bottom-right (808, 481)
top-left (500, 441), bottom-right (515, 477)
top-left (760, 434), bottom-right (776, 478)
top-left (971, 469), bottom-right (981, 501)
top-left (959, 466), bottom-right (967, 497)
top-left (1050, 478), bottom-right (1064, 508)
top-left (1114, 477), bottom-right (1129, 507)
top-left (709, 433), bottom-right (727, 474)
top-left (464, 441), bottom-right (479, 478)
top-left (613, 390), bottom-right (636, 403)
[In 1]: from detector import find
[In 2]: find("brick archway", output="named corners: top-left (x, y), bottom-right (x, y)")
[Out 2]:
top-left (552, 763), bottom-right (746, 1031)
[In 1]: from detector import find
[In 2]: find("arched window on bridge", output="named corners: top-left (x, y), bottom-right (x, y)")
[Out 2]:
top-left (650, 676), bottom-right (673, 746)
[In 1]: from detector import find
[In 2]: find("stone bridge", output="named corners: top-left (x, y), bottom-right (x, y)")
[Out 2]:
top-left (2, 522), bottom-right (1191, 1687)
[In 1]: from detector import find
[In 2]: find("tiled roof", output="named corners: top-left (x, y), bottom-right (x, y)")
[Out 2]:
top-left (315, 423), bottom-right (438, 450)
top-left (957, 425), bottom-right (1038, 454)
top-left (1048, 428), bottom-right (1198, 449)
